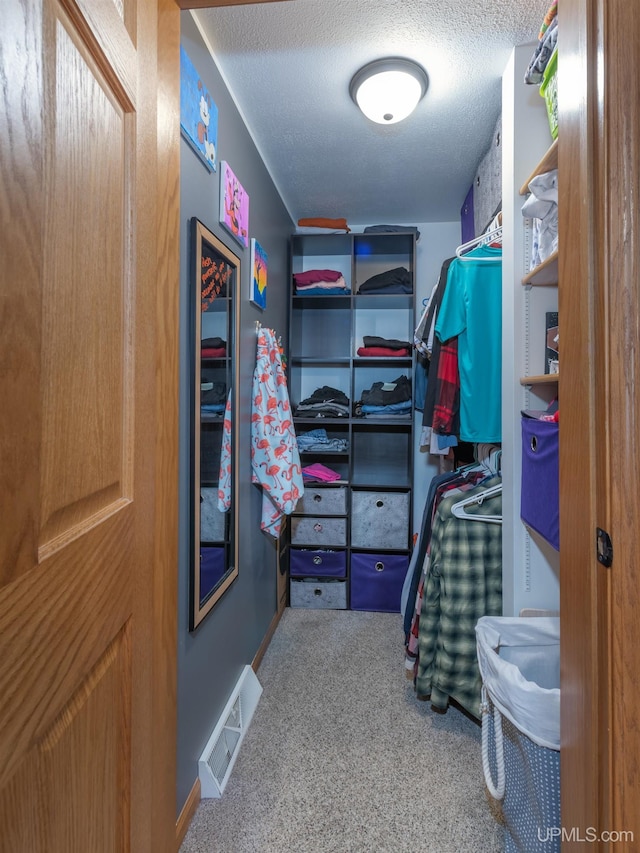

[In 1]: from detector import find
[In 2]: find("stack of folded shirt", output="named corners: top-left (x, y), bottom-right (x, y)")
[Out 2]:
top-left (293, 269), bottom-right (350, 296)
top-left (356, 335), bottom-right (412, 357)
top-left (295, 386), bottom-right (350, 418)
top-left (201, 336), bottom-right (227, 358)
top-left (297, 428), bottom-right (349, 453)
top-left (201, 378), bottom-right (227, 416)
top-left (355, 375), bottom-right (412, 418)
top-left (301, 462), bottom-right (342, 482)
top-left (357, 267), bottom-right (412, 294)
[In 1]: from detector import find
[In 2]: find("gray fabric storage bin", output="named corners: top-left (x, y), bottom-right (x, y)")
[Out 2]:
top-left (294, 485), bottom-right (347, 516)
top-left (290, 516), bottom-right (347, 547)
top-left (351, 490), bottom-right (410, 550)
top-left (200, 486), bottom-right (227, 542)
top-left (290, 578), bottom-right (347, 609)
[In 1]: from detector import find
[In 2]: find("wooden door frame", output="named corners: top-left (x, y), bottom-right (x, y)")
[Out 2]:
top-left (154, 1), bottom-right (181, 850)
top-left (560, 1), bottom-right (640, 848)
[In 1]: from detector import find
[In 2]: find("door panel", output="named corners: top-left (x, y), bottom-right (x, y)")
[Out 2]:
top-left (41, 5), bottom-right (132, 549)
top-left (1, 625), bottom-right (131, 852)
top-left (0, 1), bottom-right (179, 850)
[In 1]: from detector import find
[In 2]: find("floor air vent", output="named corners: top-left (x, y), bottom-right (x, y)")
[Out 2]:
top-left (198, 665), bottom-right (263, 798)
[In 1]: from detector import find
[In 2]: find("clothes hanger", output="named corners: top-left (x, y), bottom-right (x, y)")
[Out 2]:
top-left (450, 483), bottom-right (502, 524)
top-left (455, 226), bottom-right (503, 261)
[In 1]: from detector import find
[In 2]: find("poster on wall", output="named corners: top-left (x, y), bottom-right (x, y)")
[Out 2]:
top-left (180, 46), bottom-right (218, 172)
top-left (250, 239), bottom-right (267, 310)
top-left (219, 161), bottom-right (250, 249)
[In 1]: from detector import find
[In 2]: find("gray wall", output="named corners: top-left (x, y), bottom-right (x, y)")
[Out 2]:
top-left (177, 12), bottom-right (294, 815)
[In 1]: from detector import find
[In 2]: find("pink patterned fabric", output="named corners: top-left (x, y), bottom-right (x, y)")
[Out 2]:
top-left (251, 327), bottom-right (304, 536)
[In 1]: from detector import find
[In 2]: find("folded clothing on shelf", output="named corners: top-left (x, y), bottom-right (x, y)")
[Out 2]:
top-left (357, 267), bottom-right (412, 294)
top-left (293, 268), bottom-right (350, 295)
top-left (297, 428), bottom-right (349, 453)
top-left (357, 335), bottom-right (412, 358)
top-left (362, 224), bottom-right (420, 241)
top-left (297, 217), bottom-right (350, 233)
top-left (357, 346), bottom-right (410, 357)
top-left (361, 375), bottom-right (411, 406)
top-left (295, 386), bottom-right (350, 418)
top-left (301, 462), bottom-right (342, 482)
top-left (201, 336), bottom-right (227, 359)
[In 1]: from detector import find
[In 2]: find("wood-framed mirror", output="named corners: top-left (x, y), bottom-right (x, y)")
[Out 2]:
top-left (190, 218), bottom-right (240, 630)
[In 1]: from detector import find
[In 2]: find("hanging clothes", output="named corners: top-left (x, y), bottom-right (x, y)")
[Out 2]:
top-left (435, 245), bottom-right (502, 443)
top-left (414, 476), bottom-right (503, 718)
top-left (251, 327), bottom-right (304, 537)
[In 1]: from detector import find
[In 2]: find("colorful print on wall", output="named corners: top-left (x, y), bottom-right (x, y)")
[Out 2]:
top-left (219, 161), bottom-right (250, 249)
top-left (250, 239), bottom-right (267, 310)
top-left (180, 46), bottom-right (218, 172)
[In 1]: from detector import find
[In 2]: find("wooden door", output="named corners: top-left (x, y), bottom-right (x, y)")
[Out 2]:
top-left (0, 1), bottom-right (179, 851)
top-left (560, 0), bottom-right (640, 847)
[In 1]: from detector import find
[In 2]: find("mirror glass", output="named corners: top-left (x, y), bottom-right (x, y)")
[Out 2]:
top-left (190, 218), bottom-right (239, 630)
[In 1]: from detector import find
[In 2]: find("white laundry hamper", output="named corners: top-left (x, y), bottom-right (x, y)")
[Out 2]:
top-left (476, 616), bottom-right (560, 853)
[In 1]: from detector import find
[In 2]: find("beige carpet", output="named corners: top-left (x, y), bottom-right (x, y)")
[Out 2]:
top-left (180, 607), bottom-right (503, 853)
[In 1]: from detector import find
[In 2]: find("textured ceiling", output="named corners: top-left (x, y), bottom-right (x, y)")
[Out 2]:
top-left (194, 0), bottom-right (548, 226)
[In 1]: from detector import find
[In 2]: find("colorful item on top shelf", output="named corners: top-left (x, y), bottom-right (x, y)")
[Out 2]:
top-left (296, 217), bottom-right (350, 233)
top-left (538, 0), bottom-right (557, 41)
top-left (524, 16), bottom-right (558, 85)
top-left (357, 266), bottom-right (412, 294)
top-left (539, 47), bottom-right (559, 140)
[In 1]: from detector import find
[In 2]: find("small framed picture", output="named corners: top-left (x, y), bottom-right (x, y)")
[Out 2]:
top-left (219, 161), bottom-right (249, 248)
top-left (250, 239), bottom-right (267, 310)
top-left (180, 47), bottom-right (218, 172)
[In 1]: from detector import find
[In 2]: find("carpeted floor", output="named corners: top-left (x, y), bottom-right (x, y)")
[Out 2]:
top-left (180, 607), bottom-right (503, 853)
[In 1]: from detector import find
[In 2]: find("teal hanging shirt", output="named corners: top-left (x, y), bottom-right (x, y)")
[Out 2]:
top-left (435, 245), bottom-right (502, 443)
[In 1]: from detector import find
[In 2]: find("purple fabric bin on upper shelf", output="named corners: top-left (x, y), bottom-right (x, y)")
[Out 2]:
top-left (289, 549), bottom-right (347, 578)
top-left (520, 412), bottom-right (559, 550)
top-left (350, 552), bottom-right (408, 613)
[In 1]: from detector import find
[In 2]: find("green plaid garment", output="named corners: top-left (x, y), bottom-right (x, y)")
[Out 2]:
top-left (415, 477), bottom-right (502, 718)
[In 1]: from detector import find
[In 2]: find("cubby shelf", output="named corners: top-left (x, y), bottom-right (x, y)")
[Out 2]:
top-left (287, 232), bottom-right (416, 612)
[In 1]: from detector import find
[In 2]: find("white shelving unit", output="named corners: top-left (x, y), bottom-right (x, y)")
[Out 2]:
top-left (501, 45), bottom-right (560, 616)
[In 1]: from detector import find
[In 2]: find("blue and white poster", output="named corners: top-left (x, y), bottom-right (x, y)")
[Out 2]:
top-left (180, 46), bottom-right (218, 172)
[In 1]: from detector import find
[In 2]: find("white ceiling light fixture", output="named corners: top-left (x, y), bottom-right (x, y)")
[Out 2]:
top-left (349, 58), bottom-right (429, 125)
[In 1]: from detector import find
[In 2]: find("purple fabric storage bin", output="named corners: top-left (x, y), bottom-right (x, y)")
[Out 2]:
top-left (290, 549), bottom-right (347, 578)
top-left (350, 552), bottom-right (408, 613)
top-left (521, 413), bottom-right (559, 550)
top-left (200, 546), bottom-right (226, 599)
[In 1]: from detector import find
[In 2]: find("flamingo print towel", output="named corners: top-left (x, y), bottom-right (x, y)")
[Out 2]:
top-left (251, 327), bottom-right (304, 536)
